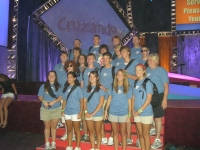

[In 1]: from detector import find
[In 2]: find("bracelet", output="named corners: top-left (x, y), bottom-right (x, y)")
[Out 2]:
top-left (138, 109), bottom-right (143, 113)
top-left (42, 100), bottom-right (45, 103)
top-left (84, 110), bottom-right (88, 113)
top-left (61, 109), bottom-right (64, 112)
top-left (128, 114), bottom-right (131, 117)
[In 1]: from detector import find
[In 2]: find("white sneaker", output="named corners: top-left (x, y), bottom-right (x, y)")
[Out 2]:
top-left (107, 137), bottom-right (113, 146)
top-left (51, 142), bottom-right (56, 149)
top-left (136, 139), bottom-right (140, 147)
top-left (150, 128), bottom-right (156, 136)
top-left (72, 134), bottom-right (76, 141)
top-left (57, 122), bottom-right (64, 129)
top-left (74, 147), bottom-right (81, 150)
top-left (101, 137), bottom-right (107, 144)
top-left (45, 142), bottom-right (51, 150)
top-left (127, 138), bottom-right (133, 145)
top-left (90, 148), bottom-right (95, 150)
top-left (66, 146), bottom-right (73, 150)
top-left (60, 133), bottom-right (68, 140)
top-left (151, 138), bottom-right (162, 149)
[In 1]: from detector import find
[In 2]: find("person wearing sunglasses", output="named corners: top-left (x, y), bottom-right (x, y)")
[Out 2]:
top-left (59, 60), bottom-right (80, 141)
top-left (139, 46), bottom-right (150, 69)
top-left (130, 35), bottom-right (142, 61)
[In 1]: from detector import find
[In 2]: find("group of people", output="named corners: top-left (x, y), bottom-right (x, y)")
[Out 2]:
top-left (38, 35), bottom-right (169, 150)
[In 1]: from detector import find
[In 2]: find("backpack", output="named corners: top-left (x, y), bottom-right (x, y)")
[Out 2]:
top-left (100, 66), bottom-right (115, 80)
top-left (88, 46), bottom-right (93, 53)
top-left (134, 78), bottom-right (160, 108)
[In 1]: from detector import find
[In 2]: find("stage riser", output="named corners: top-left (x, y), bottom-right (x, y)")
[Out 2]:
top-left (36, 137), bottom-right (164, 150)
top-left (56, 125), bottom-right (165, 137)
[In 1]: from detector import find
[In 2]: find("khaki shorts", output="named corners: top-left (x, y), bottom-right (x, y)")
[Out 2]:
top-left (134, 115), bottom-right (153, 124)
top-left (40, 106), bottom-right (61, 121)
top-left (108, 114), bottom-right (128, 123)
top-left (85, 116), bottom-right (103, 121)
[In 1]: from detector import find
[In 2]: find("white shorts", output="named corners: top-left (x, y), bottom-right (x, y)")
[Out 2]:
top-left (134, 116), bottom-right (153, 124)
top-left (65, 114), bottom-right (81, 121)
top-left (85, 116), bottom-right (103, 121)
top-left (1, 93), bottom-right (15, 99)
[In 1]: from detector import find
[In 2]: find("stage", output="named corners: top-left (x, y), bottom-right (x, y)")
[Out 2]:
top-left (1, 73), bottom-right (200, 148)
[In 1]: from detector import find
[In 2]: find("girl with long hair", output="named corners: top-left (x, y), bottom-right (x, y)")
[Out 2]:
top-left (132, 64), bottom-right (154, 150)
top-left (104, 69), bottom-right (132, 150)
top-left (62, 72), bottom-right (83, 150)
top-left (83, 71), bottom-right (105, 150)
top-left (38, 70), bottom-right (62, 150)
top-left (0, 74), bottom-right (17, 128)
top-left (77, 54), bottom-right (87, 73)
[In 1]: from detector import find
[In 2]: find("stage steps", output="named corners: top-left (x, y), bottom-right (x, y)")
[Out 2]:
top-left (36, 117), bottom-right (165, 150)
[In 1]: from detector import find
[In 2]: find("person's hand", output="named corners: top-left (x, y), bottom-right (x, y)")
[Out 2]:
top-left (104, 110), bottom-right (108, 120)
top-left (162, 99), bottom-right (167, 109)
top-left (61, 112), bottom-right (65, 117)
top-left (77, 112), bottom-right (82, 119)
top-left (48, 100), bottom-right (56, 107)
top-left (133, 111), bottom-right (140, 117)
top-left (15, 94), bottom-right (18, 101)
top-left (43, 101), bottom-right (49, 108)
top-left (85, 112), bottom-right (92, 118)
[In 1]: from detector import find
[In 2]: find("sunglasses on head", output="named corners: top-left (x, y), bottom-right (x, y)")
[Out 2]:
top-left (141, 50), bottom-right (148, 52)
top-left (67, 64), bottom-right (73, 67)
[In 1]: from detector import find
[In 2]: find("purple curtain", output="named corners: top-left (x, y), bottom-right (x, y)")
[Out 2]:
top-left (0, 46), bottom-right (7, 74)
top-left (177, 34), bottom-right (200, 79)
top-left (26, 17), bottom-right (61, 82)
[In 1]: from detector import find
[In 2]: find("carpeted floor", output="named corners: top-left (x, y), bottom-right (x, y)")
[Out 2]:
top-left (0, 129), bottom-right (199, 150)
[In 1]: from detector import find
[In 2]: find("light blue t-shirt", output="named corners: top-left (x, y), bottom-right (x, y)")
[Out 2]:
top-left (83, 87), bottom-right (106, 117)
top-left (132, 78), bottom-right (153, 116)
top-left (108, 86), bottom-right (132, 116)
top-left (117, 59), bottom-right (139, 87)
top-left (130, 47), bottom-right (142, 61)
top-left (80, 67), bottom-right (99, 89)
top-left (88, 46), bottom-right (99, 60)
top-left (138, 59), bottom-right (147, 65)
top-left (62, 85), bottom-right (83, 115)
top-left (54, 63), bottom-right (67, 87)
top-left (146, 66), bottom-right (169, 93)
top-left (38, 84), bottom-right (62, 109)
top-left (112, 57), bottom-right (124, 68)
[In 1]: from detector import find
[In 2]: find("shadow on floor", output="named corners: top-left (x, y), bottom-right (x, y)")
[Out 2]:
top-left (0, 128), bottom-right (200, 150)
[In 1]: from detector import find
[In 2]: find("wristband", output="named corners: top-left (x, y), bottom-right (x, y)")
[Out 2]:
top-left (138, 109), bottom-right (143, 113)
top-left (128, 114), bottom-right (131, 117)
top-left (61, 109), bottom-right (64, 112)
top-left (42, 100), bottom-right (45, 103)
top-left (84, 110), bottom-right (88, 113)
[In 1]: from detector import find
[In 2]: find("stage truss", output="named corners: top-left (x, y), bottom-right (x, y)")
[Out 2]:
top-left (7, 0), bottom-right (18, 79)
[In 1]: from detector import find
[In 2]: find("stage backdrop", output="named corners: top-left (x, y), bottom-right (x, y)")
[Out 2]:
top-left (26, 18), bottom-right (61, 82)
top-left (40, 0), bottom-right (130, 51)
top-left (177, 34), bottom-right (200, 79)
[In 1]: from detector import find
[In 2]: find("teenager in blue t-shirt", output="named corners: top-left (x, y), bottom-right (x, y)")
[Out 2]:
top-left (99, 52), bottom-right (116, 145)
top-left (77, 54), bottom-right (87, 73)
top-left (130, 35), bottom-right (142, 61)
top-left (118, 45), bottom-right (139, 145)
top-left (38, 70), bottom-right (62, 150)
top-left (80, 53), bottom-right (100, 142)
top-left (104, 69), bottom-right (132, 150)
top-left (112, 44), bottom-right (124, 68)
top-left (83, 71), bottom-right (106, 150)
top-left (54, 51), bottom-right (68, 88)
top-left (132, 64), bottom-right (153, 150)
top-left (62, 72), bottom-right (83, 150)
top-left (146, 53), bottom-right (169, 149)
top-left (138, 46), bottom-right (150, 69)
top-left (110, 35), bottom-right (121, 57)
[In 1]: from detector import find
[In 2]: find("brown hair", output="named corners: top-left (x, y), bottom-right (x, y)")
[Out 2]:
top-left (44, 70), bottom-right (60, 92)
top-left (113, 69), bottom-right (129, 94)
top-left (64, 60), bottom-right (78, 73)
top-left (87, 71), bottom-right (100, 92)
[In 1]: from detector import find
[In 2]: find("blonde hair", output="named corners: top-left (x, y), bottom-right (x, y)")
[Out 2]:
top-left (114, 44), bottom-right (121, 51)
top-left (113, 69), bottom-right (129, 94)
top-left (120, 46), bottom-right (131, 57)
top-left (136, 64), bottom-right (147, 77)
top-left (149, 53), bottom-right (159, 65)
